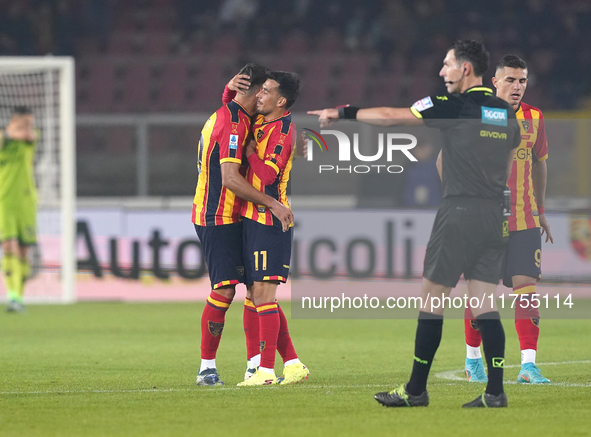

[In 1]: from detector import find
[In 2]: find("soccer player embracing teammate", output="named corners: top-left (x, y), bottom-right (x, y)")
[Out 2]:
top-left (192, 64), bottom-right (309, 386)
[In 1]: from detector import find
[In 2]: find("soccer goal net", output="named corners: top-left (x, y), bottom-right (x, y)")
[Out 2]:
top-left (0, 57), bottom-right (76, 303)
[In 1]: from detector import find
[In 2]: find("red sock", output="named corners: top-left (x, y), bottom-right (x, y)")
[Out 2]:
top-left (257, 302), bottom-right (280, 369)
top-left (277, 303), bottom-right (298, 363)
top-left (464, 306), bottom-right (482, 347)
top-left (514, 284), bottom-right (539, 350)
top-left (243, 297), bottom-right (260, 361)
top-left (200, 291), bottom-right (233, 360)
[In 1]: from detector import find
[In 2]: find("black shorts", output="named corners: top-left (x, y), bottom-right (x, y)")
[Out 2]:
top-left (242, 218), bottom-right (292, 284)
top-left (194, 222), bottom-right (246, 289)
top-left (502, 227), bottom-right (542, 287)
top-left (423, 198), bottom-right (509, 287)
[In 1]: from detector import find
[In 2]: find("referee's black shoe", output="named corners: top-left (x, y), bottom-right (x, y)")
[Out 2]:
top-left (375, 384), bottom-right (429, 407)
top-left (462, 392), bottom-right (508, 408)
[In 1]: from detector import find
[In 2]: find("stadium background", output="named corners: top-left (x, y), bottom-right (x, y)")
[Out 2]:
top-left (1, 0), bottom-right (590, 300)
top-left (1, 2), bottom-right (591, 437)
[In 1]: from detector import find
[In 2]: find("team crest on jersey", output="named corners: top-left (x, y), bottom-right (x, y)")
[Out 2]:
top-left (259, 340), bottom-right (266, 352)
top-left (570, 214), bottom-right (591, 261)
top-left (208, 321), bottom-right (224, 337)
top-left (257, 129), bottom-right (265, 142)
top-left (257, 206), bottom-right (266, 213)
top-left (521, 120), bottom-right (530, 132)
top-left (531, 317), bottom-right (540, 327)
top-left (237, 266), bottom-right (245, 276)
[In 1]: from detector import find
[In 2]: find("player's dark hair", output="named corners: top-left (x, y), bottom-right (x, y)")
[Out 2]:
top-left (12, 106), bottom-right (32, 115)
top-left (449, 40), bottom-right (489, 77)
top-left (239, 63), bottom-right (270, 94)
top-left (496, 54), bottom-right (527, 71)
top-left (269, 71), bottom-right (301, 109)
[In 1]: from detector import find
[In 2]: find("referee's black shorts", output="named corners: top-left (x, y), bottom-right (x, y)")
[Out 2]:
top-left (423, 197), bottom-right (509, 288)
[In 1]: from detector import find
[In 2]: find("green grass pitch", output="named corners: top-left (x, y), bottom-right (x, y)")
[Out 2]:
top-left (1, 301), bottom-right (590, 437)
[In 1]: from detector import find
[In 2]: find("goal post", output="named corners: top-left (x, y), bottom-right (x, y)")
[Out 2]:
top-left (0, 57), bottom-right (76, 303)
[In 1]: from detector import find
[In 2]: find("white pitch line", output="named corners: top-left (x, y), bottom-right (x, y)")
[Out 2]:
top-left (0, 384), bottom-right (394, 396)
top-left (3, 361), bottom-right (590, 396)
top-left (435, 360), bottom-right (591, 387)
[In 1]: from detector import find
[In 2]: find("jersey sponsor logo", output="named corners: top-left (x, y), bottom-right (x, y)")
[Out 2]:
top-left (229, 134), bottom-right (239, 150)
top-left (257, 206), bottom-right (266, 213)
top-left (515, 148), bottom-right (532, 160)
top-left (481, 107), bottom-right (508, 126)
top-left (411, 96), bottom-right (434, 112)
top-left (436, 96), bottom-right (448, 101)
top-left (480, 130), bottom-right (507, 139)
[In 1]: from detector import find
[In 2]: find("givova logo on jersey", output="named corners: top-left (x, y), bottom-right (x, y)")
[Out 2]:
top-left (481, 107), bottom-right (508, 126)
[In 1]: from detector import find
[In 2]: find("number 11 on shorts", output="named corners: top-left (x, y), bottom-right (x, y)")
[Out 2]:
top-left (254, 251), bottom-right (267, 271)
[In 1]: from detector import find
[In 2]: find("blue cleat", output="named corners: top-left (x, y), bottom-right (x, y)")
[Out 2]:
top-left (517, 363), bottom-right (550, 384)
top-left (196, 368), bottom-right (224, 386)
top-left (465, 357), bottom-right (488, 383)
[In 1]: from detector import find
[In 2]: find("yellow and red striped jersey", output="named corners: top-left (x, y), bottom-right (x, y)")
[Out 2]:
top-left (507, 102), bottom-right (548, 231)
top-left (240, 112), bottom-right (295, 226)
top-left (192, 100), bottom-right (251, 226)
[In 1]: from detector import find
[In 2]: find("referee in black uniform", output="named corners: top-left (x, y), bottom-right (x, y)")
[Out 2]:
top-left (309, 40), bottom-right (520, 408)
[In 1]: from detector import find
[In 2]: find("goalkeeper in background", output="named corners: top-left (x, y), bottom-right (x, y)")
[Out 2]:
top-left (0, 106), bottom-right (38, 312)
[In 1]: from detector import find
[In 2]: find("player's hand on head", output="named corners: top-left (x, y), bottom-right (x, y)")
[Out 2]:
top-left (228, 74), bottom-right (251, 95)
top-left (539, 214), bottom-right (554, 244)
top-left (307, 108), bottom-right (339, 128)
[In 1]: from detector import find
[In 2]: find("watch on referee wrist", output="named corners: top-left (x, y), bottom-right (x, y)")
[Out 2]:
top-left (337, 105), bottom-right (360, 120)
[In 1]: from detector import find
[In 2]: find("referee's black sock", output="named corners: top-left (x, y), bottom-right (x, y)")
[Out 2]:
top-left (406, 311), bottom-right (443, 396)
top-left (476, 311), bottom-right (505, 396)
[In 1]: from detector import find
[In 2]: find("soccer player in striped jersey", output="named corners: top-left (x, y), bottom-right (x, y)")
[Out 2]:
top-left (0, 107), bottom-right (38, 313)
top-left (224, 72), bottom-right (309, 385)
top-left (463, 55), bottom-right (554, 384)
top-left (193, 64), bottom-right (293, 386)
top-left (236, 71), bottom-right (310, 386)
